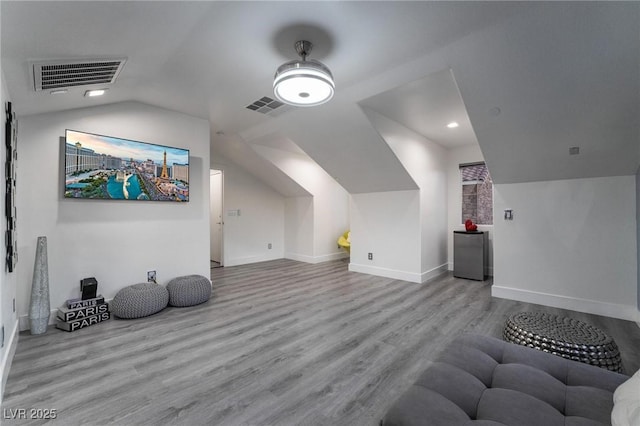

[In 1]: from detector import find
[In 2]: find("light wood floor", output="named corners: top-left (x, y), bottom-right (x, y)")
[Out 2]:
top-left (3, 259), bottom-right (639, 425)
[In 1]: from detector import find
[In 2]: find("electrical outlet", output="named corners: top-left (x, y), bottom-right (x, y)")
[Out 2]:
top-left (268, 243), bottom-right (272, 249)
top-left (147, 270), bottom-right (157, 283)
top-left (368, 252), bottom-right (373, 260)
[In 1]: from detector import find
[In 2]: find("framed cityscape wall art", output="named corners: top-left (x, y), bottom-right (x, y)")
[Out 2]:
top-left (64, 129), bottom-right (190, 202)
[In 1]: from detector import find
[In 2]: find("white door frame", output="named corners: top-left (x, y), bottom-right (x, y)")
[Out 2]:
top-left (210, 169), bottom-right (224, 265)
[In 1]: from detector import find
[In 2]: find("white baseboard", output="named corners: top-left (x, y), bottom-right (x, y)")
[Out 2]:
top-left (349, 262), bottom-right (448, 284)
top-left (225, 251), bottom-right (348, 267)
top-left (420, 263), bottom-right (449, 283)
top-left (223, 253), bottom-right (284, 267)
top-left (492, 286), bottom-right (640, 322)
top-left (349, 263), bottom-right (421, 283)
top-left (285, 251), bottom-right (348, 264)
top-left (1, 320), bottom-right (19, 405)
top-left (19, 311), bottom-right (57, 331)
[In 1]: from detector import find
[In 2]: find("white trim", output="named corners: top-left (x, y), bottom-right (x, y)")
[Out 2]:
top-left (1, 321), bottom-right (19, 405)
top-left (19, 310), bottom-right (58, 331)
top-left (285, 251), bottom-right (349, 264)
top-left (349, 263), bottom-right (421, 282)
top-left (349, 262), bottom-right (448, 283)
top-left (420, 263), bottom-right (449, 283)
top-left (492, 286), bottom-right (640, 322)
top-left (223, 254), bottom-right (284, 267)
top-left (18, 315), bottom-right (29, 332)
top-left (226, 251), bottom-right (348, 267)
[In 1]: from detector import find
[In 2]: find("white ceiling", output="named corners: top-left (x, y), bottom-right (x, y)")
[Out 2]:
top-left (2, 1), bottom-right (638, 189)
top-left (360, 68), bottom-right (477, 148)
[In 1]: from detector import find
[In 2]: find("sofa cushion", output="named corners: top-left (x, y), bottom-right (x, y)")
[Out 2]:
top-left (477, 388), bottom-right (564, 426)
top-left (439, 340), bottom-right (500, 387)
top-left (383, 386), bottom-right (470, 426)
top-left (415, 362), bottom-right (486, 418)
top-left (491, 363), bottom-right (565, 412)
top-left (382, 334), bottom-right (630, 426)
top-left (566, 386), bottom-right (617, 424)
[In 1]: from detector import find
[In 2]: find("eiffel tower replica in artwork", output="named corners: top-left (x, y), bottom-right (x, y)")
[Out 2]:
top-left (160, 150), bottom-right (169, 179)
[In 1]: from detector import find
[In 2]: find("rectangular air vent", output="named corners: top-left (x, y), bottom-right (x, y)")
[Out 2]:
top-left (32, 58), bottom-right (127, 91)
top-left (246, 96), bottom-right (293, 117)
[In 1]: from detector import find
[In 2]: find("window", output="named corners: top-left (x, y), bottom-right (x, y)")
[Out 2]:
top-left (460, 162), bottom-right (493, 225)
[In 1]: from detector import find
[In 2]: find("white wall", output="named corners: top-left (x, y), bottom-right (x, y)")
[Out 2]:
top-left (16, 101), bottom-right (210, 330)
top-left (446, 144), bottom-right (494, 274)
top-left (212, 159), bottom-right (285, 266)
top-left (350, 190), bottom-right (422, 282)
top-left (251, 144), bottom-right (350, 263)
top-left (0, 70), bottom-right (19, 404)
top-left (285, 196), bottom-right (314, 260)
top-left (637, 167), bottom-right (640, 315)
top-left (362, 108), bottom-right (448, 280)
top-left (493, 175), bottom-right (639, 322)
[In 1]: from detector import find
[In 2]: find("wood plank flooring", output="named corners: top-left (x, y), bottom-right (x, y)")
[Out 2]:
top-left (3, 259), bottom-right (639, 425)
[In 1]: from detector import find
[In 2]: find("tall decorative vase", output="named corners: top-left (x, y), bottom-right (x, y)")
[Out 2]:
top-left (29, 236), bottom-right (50, 335)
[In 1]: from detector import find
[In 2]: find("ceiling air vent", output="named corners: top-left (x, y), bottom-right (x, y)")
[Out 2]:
top-left (246, 96), bottom-right (293, 117)
top-left (32, 58), bottom-right (127, 91)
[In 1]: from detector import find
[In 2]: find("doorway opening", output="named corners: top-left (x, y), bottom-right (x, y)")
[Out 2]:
top-left (210, 169), bottom-right (224, 268)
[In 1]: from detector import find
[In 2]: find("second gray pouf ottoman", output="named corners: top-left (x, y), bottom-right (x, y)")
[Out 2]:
top-left (167, 275), bottom-right (212, 307)
top-left (111, 282), bottom-right (169, 319)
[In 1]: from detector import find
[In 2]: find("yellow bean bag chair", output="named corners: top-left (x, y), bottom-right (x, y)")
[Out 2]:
top-left (337, 231), bottom-right (350, 254)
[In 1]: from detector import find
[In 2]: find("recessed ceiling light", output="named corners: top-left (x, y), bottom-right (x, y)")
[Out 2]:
top-left (84, 89), bottom-right (108, 97)
top-left (50, 89), bottom-right (68, 95)
top-left (447, 122), bottom-right (459, 128)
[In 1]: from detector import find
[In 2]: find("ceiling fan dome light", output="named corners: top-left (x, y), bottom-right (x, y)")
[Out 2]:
top-left (273, 45), bottom-right (335, 107)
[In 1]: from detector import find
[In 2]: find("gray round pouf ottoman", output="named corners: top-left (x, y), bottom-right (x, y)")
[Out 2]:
top-left (111, 282), bottom-right (169, 319)
top-left (166, 275), bottom-right (212, 307)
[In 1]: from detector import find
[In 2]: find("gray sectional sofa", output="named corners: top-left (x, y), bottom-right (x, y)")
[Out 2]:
top-left (381, 333), bottom-right (630, 426)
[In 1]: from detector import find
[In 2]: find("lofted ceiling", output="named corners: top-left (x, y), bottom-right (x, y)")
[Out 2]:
top-left (1, 1), bottom-right (638, 189)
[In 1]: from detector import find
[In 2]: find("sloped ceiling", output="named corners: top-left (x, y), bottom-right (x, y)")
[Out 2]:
top-left (210, 134), bottom-right (310, 198)
top-left (1, 2), bottom-right (638, 190)
top-left (452, 3), bottom-right (640, 184)
top-left (359, 68), bottom-right (477, 149)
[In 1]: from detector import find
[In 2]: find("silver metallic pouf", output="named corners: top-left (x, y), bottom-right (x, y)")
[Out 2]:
top-left (111, 282), bottom-right (169, 319)
top-left (166, 275), bottom-right (212, 307)
top-left (503, 311), bottom-right (623, 373)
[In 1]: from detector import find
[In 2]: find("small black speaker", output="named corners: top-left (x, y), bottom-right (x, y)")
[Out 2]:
top-left (80, 277), bottom-right (98, 300)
